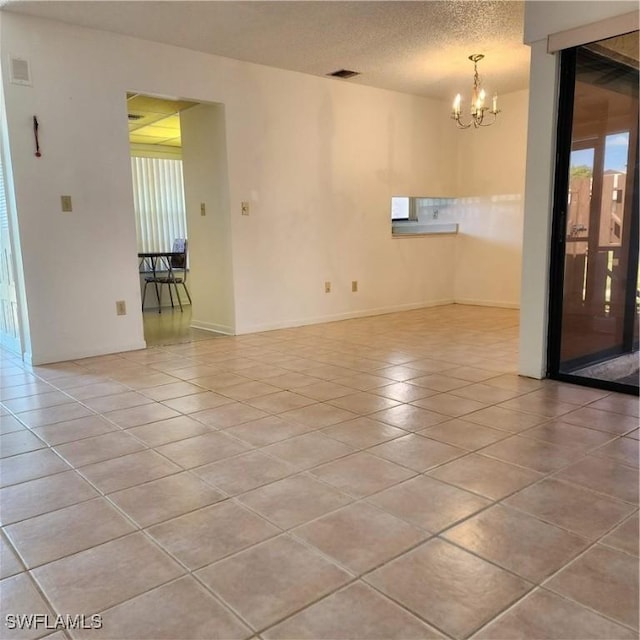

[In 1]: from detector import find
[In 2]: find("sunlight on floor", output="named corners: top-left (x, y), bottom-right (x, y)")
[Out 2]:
top-left (143, 307), bottom-right (220, 347)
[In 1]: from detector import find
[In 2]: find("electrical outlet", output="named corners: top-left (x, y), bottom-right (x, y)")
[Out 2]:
top-left (200, 202), bottom-right (206, 216)
top-left (241, 201), bottom-right (250, 216)
top-left (61, 195), bottom-right (72, 212)
top-left (324, 281), bottom-right (331, 293)
top-left (352, 280), bottom-right (358, 292)
top-left (115, 300), bottom-right (127, 316)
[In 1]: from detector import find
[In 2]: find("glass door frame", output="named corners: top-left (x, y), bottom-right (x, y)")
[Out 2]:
top-left (547, 46), bottom-right (639, 396)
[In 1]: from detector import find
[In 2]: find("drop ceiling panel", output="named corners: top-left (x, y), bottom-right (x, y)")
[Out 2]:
top-left (128, 115), bottom-right (167, 130)
top-left (136, 125), bottom-right (180, 138)
top-left (156, 114), bottom-right (182, 128)
top-left (129, 133), bottom-right (171, 144)
top-left (126, 96), bottom-right (196, 147)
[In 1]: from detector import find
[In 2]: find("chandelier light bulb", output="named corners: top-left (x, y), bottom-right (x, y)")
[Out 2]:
top-left (453, 93), bottom-right (461, 115)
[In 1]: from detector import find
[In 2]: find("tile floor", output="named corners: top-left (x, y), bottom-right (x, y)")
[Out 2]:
top-left (0, 305), bottom-right (638, 640)
top-left (142, 308), bottom-right (213, 348)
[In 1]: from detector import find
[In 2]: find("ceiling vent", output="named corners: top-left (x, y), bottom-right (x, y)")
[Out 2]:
top-left (327, 69), bottom-right (360, 79)
top-left (9, 55), bottom-right (31, 86)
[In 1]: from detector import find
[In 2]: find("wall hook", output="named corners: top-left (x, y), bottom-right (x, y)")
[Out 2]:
top-left (33, 116), bottom-right (41, 157)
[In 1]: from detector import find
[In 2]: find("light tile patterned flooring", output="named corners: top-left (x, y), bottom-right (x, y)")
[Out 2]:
top-left (0, 305), bottom-right (638, 640)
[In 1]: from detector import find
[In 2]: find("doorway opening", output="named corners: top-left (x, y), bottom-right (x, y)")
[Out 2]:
top-left (548, 31), bottom-right (639, 394)
top-left (126, 92), bottom-right (236, 346)
top-left (126, 93), bottom-right (197, 345)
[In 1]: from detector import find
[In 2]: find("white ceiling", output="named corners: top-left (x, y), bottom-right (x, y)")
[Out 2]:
top-left (0, 0), bottom-right (530, 100)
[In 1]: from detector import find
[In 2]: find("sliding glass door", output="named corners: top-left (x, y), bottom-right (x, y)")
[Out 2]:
top-left (548, 32), bottom-right (639, 394)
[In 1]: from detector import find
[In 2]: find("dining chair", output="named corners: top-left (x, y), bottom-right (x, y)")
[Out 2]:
top-left (143, 238), bottom-right (192, 313)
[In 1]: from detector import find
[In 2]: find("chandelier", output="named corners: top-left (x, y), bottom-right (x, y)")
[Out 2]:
top-left (451, 54), bottom-right (500, 129)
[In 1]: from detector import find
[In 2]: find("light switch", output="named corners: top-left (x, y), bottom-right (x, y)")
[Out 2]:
top-left (200, 202), bottom-right (206, 216)
top-left (241, 201), bottom-right (250, 216)
top-left (61, 195), bottom-right (72, 212)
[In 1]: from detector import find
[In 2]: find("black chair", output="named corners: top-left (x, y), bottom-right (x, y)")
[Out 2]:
top-left (143, 238), bottom-right (192, 313)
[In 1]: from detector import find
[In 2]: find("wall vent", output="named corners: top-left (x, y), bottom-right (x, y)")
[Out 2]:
top-left (327, 69), bottom-right (360, 79)
top-left (9, 56), bottom-right (31, 86)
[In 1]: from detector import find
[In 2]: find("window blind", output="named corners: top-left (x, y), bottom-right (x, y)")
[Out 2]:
top-left (131, 156), bottom-right (187, 253)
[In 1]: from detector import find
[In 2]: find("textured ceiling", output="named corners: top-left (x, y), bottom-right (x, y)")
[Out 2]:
top-left (1, 0), bottom-right (530, 99)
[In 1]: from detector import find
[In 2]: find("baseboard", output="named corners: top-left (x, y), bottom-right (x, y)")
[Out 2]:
top-left (453, 298), bottom-right (520, 310)
top-left (29, 341), bottom-right (147, 366)
top-left (234, 299), bottom-right (455, 335)
top-left (190, 320), bottom-right (235, 336)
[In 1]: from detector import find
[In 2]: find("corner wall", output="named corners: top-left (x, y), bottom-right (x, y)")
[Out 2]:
top-left (452, 89), bottom-right (529, 308)
top-left (0, 12), bottom-right (458, 362)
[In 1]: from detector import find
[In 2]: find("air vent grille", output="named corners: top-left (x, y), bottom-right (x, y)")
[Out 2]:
top-left (327, 69), bottom-right (360, 79)
top-left (9, 56), bottom-right (31, 86)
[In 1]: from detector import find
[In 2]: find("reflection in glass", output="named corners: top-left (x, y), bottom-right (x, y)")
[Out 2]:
top-left (555, 32), bottom-right (638, 392)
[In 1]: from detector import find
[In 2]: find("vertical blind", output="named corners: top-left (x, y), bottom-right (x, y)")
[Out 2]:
top-left (0, 152), bottom-right (7, 233)
top-left (131, 156), bottom-right (187, 253)
top-left (0, 146), bottom-right (20, 343)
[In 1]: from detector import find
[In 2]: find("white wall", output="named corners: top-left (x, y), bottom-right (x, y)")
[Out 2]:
top-left (519, 1), bottom-right (638, 378)
top-left (1, 13), bottom-right (146, 364)
top-left (0, 12), bottom-right (461, 363)
top-left (452, 89), bottom-right (529, 308)
top-left (524, 1), bottom-right (638, 44)
top-left (0, 13), bottom-right (523, 362)
top-left (228, 78), bottom-right (461, 334)
top-left (181, 103), bottom-right (235, 334)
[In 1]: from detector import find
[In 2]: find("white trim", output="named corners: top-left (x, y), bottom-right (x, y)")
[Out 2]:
top-left (189, 320), bottom-right (235, 335)
top-left (184, 298), bottom-right (517, 337)
top-left (547, 11), bottom-right (639, 53)
top-left (453, 298), bottom-right (520, 310)
top-left (29, 341), bottom-right (147, 366)
top-left (233, 299), bottom-right (455, 335)
top-left (519, 39), bottom-right (560, 380)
